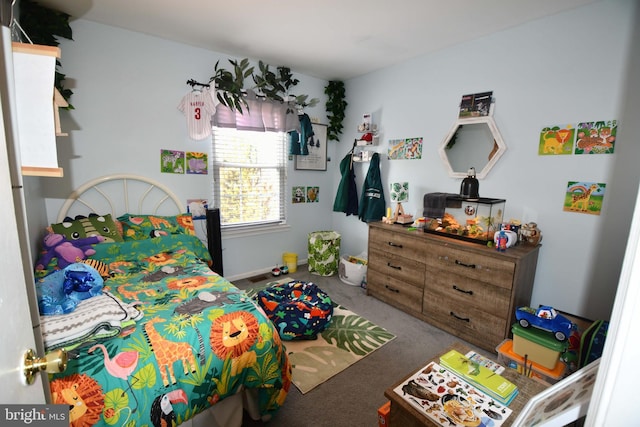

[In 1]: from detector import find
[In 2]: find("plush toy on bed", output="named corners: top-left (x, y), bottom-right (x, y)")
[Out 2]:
top-left (35, 233), bottom-right (104, 271)
top-left (36, 262), bottom-right (105, 315)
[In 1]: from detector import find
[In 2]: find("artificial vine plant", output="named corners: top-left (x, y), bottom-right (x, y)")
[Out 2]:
top-left (210, 58), bottom-right (318, 114)
top-left (19, 0), bottom-right (74, 108)
top-left (324, 80), bottom-right (347, 142)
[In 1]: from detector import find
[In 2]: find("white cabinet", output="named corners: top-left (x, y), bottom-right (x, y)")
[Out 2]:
top-left (12, 42), bottom-right (65, 177)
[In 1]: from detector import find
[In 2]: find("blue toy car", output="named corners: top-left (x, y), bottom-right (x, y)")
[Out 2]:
top-left (515, 305), bottom-right (574, 342)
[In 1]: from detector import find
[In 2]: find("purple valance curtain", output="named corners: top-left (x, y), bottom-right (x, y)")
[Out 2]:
top-left (212, 90), bottom-right (299, 133)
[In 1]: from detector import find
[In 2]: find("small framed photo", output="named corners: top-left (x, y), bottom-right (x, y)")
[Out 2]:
top-left (295, 123), bottom-right (328, 171)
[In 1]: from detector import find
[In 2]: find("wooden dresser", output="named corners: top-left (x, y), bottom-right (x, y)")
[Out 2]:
top-left (367, 222), bottom-right (540, 352)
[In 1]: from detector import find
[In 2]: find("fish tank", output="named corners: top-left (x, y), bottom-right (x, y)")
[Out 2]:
top-left (423, 195), bottom-right (505, 244)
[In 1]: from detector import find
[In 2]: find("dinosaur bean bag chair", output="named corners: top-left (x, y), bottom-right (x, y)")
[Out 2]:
top-left (257, 280), bottom-right (333, 340)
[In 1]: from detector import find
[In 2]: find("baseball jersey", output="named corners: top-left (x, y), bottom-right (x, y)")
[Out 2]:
top-left (177, 87), bottom-right (217, 140)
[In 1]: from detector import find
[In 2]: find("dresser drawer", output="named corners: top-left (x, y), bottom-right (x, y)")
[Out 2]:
top-left (426, 271), bottom-right (511, 319)
top-left (422, 292), bottom-right (506, 348)
top-left (369, 248), bottom-right (426, 287)
top-left (367, 273), bottom-right (423, 313)
top-left (423, 243), bottom-right (515, 290)
top-left (369, 227), bottom-right (426, 264)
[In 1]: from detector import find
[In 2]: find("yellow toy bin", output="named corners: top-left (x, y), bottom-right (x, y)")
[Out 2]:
top-left (496, 339), bottom-right (566, 385)
top-left (511, 323), bottom-right (567, 369)
top-left (282, 252), bottom-right (298, 273)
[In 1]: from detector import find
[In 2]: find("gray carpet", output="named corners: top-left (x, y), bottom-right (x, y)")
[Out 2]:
top-left (233, 265), bottom-right (485, 427)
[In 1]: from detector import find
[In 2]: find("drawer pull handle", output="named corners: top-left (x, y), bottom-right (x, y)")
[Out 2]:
top-left (387, 241), bottom-right (403, 248)
top-left (453, 285), bottom-right (473, 295)
top-left (450, 311), bottom-right (470, 322)
top-left (387, 262), bottom-right (402, 270)
top-left (385, 285), bottom-right (400, 293)
top-left (455, 260), bottom-right (476, 269)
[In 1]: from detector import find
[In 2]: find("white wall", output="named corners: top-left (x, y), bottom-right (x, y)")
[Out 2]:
top-left (42, 0), bottom-right (637, 320)
top-left (43, 20), bottom-right (335, 280)
top-left (333, 0), bottom-right (637, 320)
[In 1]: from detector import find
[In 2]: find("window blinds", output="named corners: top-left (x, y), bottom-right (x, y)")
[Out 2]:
top-left (212, 128), bottom-right (287, 227)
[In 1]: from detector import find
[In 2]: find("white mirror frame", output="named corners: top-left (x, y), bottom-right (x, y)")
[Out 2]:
top-left (438, 115), bottom-right (507, 179)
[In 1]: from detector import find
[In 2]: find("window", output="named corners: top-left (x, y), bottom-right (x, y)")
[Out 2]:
top-left (212, 127), bottom-right (287, 229)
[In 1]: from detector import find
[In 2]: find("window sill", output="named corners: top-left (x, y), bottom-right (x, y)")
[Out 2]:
top-left (222, 223), bottom-right (291, 239)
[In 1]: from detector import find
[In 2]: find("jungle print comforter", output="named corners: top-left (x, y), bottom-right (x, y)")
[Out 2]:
top-left (47, 235), bottom-right (291, 427)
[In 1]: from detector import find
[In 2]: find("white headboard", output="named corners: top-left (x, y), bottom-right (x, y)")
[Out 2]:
top-left (57, 174), bottom-right (184, 222)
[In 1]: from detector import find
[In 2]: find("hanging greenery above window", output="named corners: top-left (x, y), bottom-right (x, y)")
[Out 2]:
top-left (209, 58), bottom-right (319, 114)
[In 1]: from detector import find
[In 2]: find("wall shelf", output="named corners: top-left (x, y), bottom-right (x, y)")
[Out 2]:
top-left (21, 167), bottom-right (64, 177)
top-left (12, 42), bottom-right (65, 177)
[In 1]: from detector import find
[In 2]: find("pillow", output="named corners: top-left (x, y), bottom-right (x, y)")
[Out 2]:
top-left (51, 214), bottom-right (123, 243)
top-left (116, 213), bottom-right (195, 240)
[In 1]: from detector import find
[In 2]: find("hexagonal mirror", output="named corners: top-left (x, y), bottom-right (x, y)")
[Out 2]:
top-left (438, 116), bottom-right (507, 179)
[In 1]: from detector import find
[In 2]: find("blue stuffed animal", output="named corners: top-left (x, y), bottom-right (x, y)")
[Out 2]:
top-left (36, 262), bottom-right (104, 315)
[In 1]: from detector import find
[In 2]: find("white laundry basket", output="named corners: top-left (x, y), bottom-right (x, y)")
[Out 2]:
top-left (338, 255), bottom-right (368, 286)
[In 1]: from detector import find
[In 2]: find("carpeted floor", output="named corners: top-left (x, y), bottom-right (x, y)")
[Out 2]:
top-left (233, 265), bottom-right (485, 427)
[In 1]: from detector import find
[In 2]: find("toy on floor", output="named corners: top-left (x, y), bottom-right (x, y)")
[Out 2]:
top-left (271, 264), bottom-right (289, 276)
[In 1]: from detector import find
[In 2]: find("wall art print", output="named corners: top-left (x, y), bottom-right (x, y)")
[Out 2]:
top-left (295, 123), bottom-right (328, 171)
top-left (186, 199), bottom-right (208, 220)
top-left (574, 120), bottom-right (616, 155)
top-left (538, 125), bottom-right (575, 155)
top-left (306, 186), bottom-right (319, 203)
top-left (292, 186), bottom-right (306, 204)
top-left (563, 181), bottom-right (606, 215)
top-left (160, 149), bottom-right (185, 174)
top-left (186, 151), bottom-right (208, 174)
top-left (388, 137), bottom-right (423, 160)
top-left (390, 182), bottom-right (409, 202)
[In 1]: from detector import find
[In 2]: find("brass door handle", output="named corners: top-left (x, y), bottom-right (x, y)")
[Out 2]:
top-left (23, 348), bottom-right (67, 385)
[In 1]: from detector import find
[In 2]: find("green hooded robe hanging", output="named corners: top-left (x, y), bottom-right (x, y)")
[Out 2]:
top-left (333, 152), bottom-right (358, 216)
top-left (358, 152), bottom-right (386, 222)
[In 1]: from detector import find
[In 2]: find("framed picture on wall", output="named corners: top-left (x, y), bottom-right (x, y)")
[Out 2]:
top-left (295, 123), bottom-right (328, 171)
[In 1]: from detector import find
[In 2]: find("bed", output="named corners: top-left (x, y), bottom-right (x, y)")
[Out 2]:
top-left (36, 174), bottom-right (291, 427)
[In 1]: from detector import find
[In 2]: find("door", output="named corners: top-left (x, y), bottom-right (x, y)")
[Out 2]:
top-left (0, 14), bottom-right (47, 403)
top-left (0, 122), bottom-right (47, 404)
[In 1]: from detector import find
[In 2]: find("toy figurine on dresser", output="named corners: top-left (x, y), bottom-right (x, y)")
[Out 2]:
top-left (496, 230), bottom-right (508, 252)
top-left (520, 222), bottom-right (543, 246)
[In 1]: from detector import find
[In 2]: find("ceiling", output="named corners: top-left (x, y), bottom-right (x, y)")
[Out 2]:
top-left (36, 0), bottom-right (599, 81)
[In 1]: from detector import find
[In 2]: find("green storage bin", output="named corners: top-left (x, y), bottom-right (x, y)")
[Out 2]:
top-left (512, 323), bottom-right (567, 369)
top-left (308, 231), bottom-right (341, 276)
